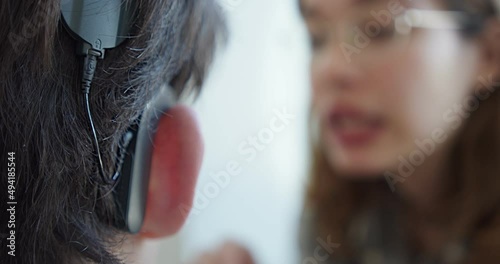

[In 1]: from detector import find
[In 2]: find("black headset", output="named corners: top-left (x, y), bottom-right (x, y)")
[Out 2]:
top-left (60, 0), bottom-right (171, 234)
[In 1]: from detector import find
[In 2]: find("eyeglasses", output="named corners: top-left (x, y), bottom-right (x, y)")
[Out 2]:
top-left (311, 8), bottom-right (469, 66)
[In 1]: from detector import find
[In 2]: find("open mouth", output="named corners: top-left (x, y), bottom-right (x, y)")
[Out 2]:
top-left (328, 106), bottom-right (385, 147)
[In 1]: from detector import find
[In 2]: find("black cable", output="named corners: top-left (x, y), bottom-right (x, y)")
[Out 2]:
top-left (81, 49), bottom-right (131, 188)
top-left (81, 52), bottom-right (98, 94)
top-left (81, 50), bottom-right (111, 185)
top-left (84, 92), bottom-right (108, 184)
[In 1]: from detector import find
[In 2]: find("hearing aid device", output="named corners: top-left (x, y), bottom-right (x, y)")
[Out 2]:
top-left (61, 0), bottom-right (169, 234)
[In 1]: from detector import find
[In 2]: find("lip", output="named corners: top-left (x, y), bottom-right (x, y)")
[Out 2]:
top-left (326, 104), bottom-right (384, 148)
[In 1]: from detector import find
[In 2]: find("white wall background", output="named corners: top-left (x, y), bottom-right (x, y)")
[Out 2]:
top-left (155, 0), bottom-right (311, 263)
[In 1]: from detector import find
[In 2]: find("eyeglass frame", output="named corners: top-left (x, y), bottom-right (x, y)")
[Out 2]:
top-left (310, 8), bottom-right (481, 65)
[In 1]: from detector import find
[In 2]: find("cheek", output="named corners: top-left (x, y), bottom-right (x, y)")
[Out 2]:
top-left (311, 56), bottom-right (327, 93)
top-left (377, 32), bottom-right (481, 175)
top-left (310, 59), bottom-right (331, 112)
top-left (400, 32), bottom-right (480, 140)
top-left (364, 53), bottom-right (415, 141)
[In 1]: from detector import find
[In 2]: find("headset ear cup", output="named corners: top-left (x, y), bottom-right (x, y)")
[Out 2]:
top-left (114, 87), bottom-right (173, 233)
top-left (113, 121), bottom-right (141, 232)
top-left (140, 104), bottom-right (203, 238)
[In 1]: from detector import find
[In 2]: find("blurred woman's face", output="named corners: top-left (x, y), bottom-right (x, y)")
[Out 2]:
top-left (304, 0), bottom-right (486, 177)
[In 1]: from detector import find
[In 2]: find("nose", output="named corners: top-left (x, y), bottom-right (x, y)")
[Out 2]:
top-left (311, 44), bottom-right (361, 91)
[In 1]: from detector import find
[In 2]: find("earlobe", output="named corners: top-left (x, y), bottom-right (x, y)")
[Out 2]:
top-left (139, 105), bottom-right (204, 238)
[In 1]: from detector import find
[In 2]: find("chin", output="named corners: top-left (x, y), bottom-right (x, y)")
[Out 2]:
top-left (325, 149), bottom-right (391, 180)
top-left (334, 165), bottom-right (386, 180)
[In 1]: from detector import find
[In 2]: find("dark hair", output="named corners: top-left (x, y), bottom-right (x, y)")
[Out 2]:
top-left (0, 0), bottom-right (225, 263)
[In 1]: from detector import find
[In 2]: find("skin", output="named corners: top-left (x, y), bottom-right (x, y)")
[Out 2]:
top-left (307, 0), bottom-right (480, 177)
top-left (190, 242), bottom-right (256, 264)
top-left (306, 0), bottom-right (498, 256)
top-left (193, 0), bottom-right (500, 262)
top-left (305, 0), bottom-right (500, 207)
